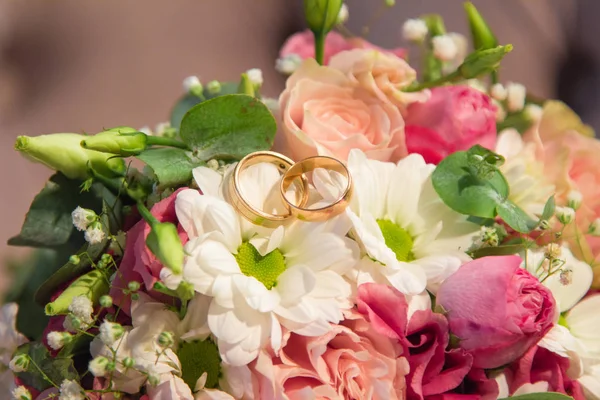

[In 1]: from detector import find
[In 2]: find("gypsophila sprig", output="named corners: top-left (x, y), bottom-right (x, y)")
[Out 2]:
top-left (59, 379), bottom-right (85, 400)
top-left (9, 354), bottom-right (29, 373)
top-left (11, 386), bottom-right (31, 400)
top-left (99, 321), bottom-right (124, 346)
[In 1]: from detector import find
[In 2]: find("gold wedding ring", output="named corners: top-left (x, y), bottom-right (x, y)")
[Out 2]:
top-left (228, 151), bottom-right (310, 228)
top-left (280, 156), bottom-right (353, 222)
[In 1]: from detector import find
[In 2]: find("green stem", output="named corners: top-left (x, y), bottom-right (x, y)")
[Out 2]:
top-left (146, 136), bottom-right (189, 150)
top-left (404, 70), bottom-right (462, 92)
top-left (490, 70), bottom-right (499, 84)
top-left (314, 31), bottom-right (325, 65)
top-left (137, 201), bottom-right (159, 228)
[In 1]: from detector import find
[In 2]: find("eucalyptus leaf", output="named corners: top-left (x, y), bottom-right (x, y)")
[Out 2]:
top-left (541, 195), bottom-right (556, 221)
top-left (179, 94), bottom-right (276, 161)
top-left (499, 393), bottom-right (574, 400)
top-left (170, 82), bottom-right (239, 130)
top-left (14, 342), bottom-right (79, 391)
top-left (137, 148), bottom-right (204, 189)
top-left (496, 200), bottom-right (538, 233)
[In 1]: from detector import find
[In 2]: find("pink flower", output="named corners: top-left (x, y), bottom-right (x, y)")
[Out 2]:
top-left (110, 189), bottom-right (189, 314)
top-left (243, 309), bottom-right (408, 399)
top-left (503, 345), bottom-right (585, 400)
top-left (357, 283), bottom-right (474, 400)
top-left (437, 256), bottom-right (556, 369)
top-left (279, 58), bottom-right (407, 162)
top-left (404, 86), bottom-right (497, 164)
top-left (280, 30), bottom-right (406, 65)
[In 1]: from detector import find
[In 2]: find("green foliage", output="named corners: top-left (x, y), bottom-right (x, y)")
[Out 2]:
top-left (14, 342), bottom-right (79, 391)
top-left (500, 393), bottom-right (574, 400)
top-left (464, 2), bottom-right (498, 50)
top-left (137, 148), bottom-right (204, 189)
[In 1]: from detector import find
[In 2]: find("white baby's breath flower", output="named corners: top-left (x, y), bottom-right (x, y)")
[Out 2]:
top-left (402, 18), bottom-right (428, 42)
top-left (11, 386), bottom-right (31, 400)
top-left (506, 82), bottom-right (526, 112)
top-left (246, 68), bottom-right (263, 86)
top-left (589, 219), bottom-right (600, 236)
top-left (47, 331), bottom-right (72, 351)
top-left (99, 321), bottom-right (124, 346)
top-left (567, 190), bottom-right (583, 210)
top-left (68, 295), bottom-right (93, 323)
top-left (493, 99), bottom-right (507, 122)
top-left (0, 303), bottom-right (28, 392)
top-left (59, 379), bottom-right (84, 400)
top-left (432, 34), bottom-right (458, 61)
top-left (556, 206), bottom-right (575, 224)
top-left (84, 222), bottom-right (105, 245)
top-left (182, 75), bottom-right (201, 93)
top-left (138, 126), bottom-right (153, 136)
top-left (8, 354), bottom-right (28, 373)
top-left (154, 122), bottom-right (171, 136)
top-left (490, 83), bottom-right (507, 101)
top-left (275, 54), bottom-right (302, 75)
top-left (524, 103), bottom-right (543, 123)
top-left (88, 356), bottom-right (108, 377)
top-left (71, 207), bottom-right (95, 231)
top-left (336, 3), bottom-right (349, 24)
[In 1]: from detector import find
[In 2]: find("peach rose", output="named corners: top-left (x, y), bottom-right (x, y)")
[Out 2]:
top-left (279, 58), bottom-right (407, 162)
top-left (240, 310), bottom-right (408, 399)
top-left (329, 49), bottom-right (429, 108)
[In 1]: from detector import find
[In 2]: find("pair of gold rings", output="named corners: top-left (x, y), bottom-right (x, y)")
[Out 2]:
top-left (227, 151), bottom-right (353, 228)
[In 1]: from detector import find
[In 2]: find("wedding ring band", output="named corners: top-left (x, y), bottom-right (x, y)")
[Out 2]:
top-left (228, 151), bottom-right (310, 228)
top-left (280, 156), bottom-right (353, 222)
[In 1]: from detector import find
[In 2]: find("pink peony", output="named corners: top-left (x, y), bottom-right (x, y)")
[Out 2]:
top-left (110, 189), bottom-right (189, 314)
top-left (404, 86), bottom-right (497, 164)
top-left (280, 30), bottom-right (406, 65)
top-left (279, 58), bottom-right (407, 162)
top-left (245, 309), bottom-right (408, 399)
top-left (504, 345), bottom-right (585, 400)
top-left (437, 256), bottom-right (556, 369)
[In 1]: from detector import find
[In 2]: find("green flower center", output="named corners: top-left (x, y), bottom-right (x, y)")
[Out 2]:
top-left (377, 219), bottom-right (415, 262)
top-left (177, 339), bottom-right (222, 390)
top-left (558, 313), bottom-right (569, 329)
top-left (235, 242), bottom-right (286, 289)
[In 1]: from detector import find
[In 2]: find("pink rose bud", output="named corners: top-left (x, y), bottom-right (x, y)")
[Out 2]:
top-left (404, 85), bottom-right (497, 164)
top-left (437, 255), bottom-right (556, 369)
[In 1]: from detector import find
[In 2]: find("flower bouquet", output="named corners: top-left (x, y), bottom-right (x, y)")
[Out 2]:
top-left (3, 1), bottom-right (600, 399)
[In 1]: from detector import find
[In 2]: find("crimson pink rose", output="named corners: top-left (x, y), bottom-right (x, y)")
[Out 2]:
top-left (404, 85), bottom-right (497, 164)
top-left (437, 255), bottom-right (556, 369)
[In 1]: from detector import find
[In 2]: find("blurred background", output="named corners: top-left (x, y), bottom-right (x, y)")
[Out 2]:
top-left (0, 0), bottom-right (599, 292)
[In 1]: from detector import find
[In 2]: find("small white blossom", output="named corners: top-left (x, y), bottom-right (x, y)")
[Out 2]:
top-left (47, 331), bottom-right (72, 351)
top-left (275, 54), bottom-right (302, 75)
top-left (506, 82), bottom-right (526, 112)
top-left (11, 386), bottom-right (31, 400)
top-left (336, 3), bottom-right (349, 24)
top-left (402, 18), bottom-right (428, 42)
top-left (432, 35), bottom-right (458, 61)
top-left (9, 354), bottom-right (28, 373)
top-left (99, 321), bottom-right (124, 346)
top-left (567, 190), bottom-right (583, 210)
top-left (545, 243), bottom-right (562, 259)
top-left (490, 83), bottom-right (507, 101)
top-left (68, 296), bottom-right (93, 323)
top-left (246, 68), bottom-right (263, 86)
top-left (493, 99), bottom-right (506, 122)
top-left (138, 126), bottom-right (153, 136)
top-left (71, 207), bottom-right (96, 231)
top-left (154, 122), bottom-right (171, 136)
top-left (524, 103), bottom-right (543, 123)
top-left (84, 222), bottom-right (105, 245)
top-left (182, 75), bottom-right (201, 93)
top-left (88, 356), bottom-right (109, 377)
top-left (589, 218), bottom-right (600, 236)
top-left (59, 379), bottom-right (84, 400)
top-left (556, 206), bottom-right (575, 225)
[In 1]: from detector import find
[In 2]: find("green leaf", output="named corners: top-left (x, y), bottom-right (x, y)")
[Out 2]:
top-left (470, 244), bottom-right (525, 259)
top-left (500, 393), bottom-right (574, 400)
top-left (137, 148), bottom-right (204, 189)
top-left (170, 83), bottom-right (239, 130)
top-left (14, 342), bottom-right (79, 391)
top-left (496, 200), bottom-right (538, 233)
top-left (58, 334), bottom-right (93, 358)
top-left (179, 94), bottom-right (277, 161)
top-left (541, 195), bottom-right (556, 221)
top-left (432, 151), bottom-right (508, 218)
top-left (8, 174), bottom-right (107, 248)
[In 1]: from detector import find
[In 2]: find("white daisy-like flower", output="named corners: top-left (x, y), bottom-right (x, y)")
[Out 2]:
top-left (496, 129), bottom-right (555, 216)
top-left (59, 379), bottom-right (84, 400)
top-left (161, 163), bottom-right (359, 366)
top-left (0, 304), bottom-right (28, 393)
top-left (319, 150), bottom-right (477, 295)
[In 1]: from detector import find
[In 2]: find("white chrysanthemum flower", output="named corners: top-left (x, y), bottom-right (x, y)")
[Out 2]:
top-left (0, 304), bottom-right (28, 393)
top-left (432, 34), bottom-right (458, 61)
top-left (11, 386), bottom-right (31, 400)
top-left (323, 150), bottom-right (477, 295)
top-left (161, 163), bottom-right (359, 366)
top-left (98, 321), bottom-right (124, 346)
top-left (506, 82), bottom-right (526, 112)
top-left (84, 222), bottom-right (105, 245)
top-left (246, 68), bottom-right (263, 86)
top-left (496, 129), bottom-right (555, 216)
top-left (68, 295), bottom-right (93, 323)
top-left (402, 18), bottom-right (428, 42)
top-left (59, 379), bottom-right (84, 400)
top-left (275, 54), bottom-right (302, 75)
top-left (71, 206), bottom-right (95, 231)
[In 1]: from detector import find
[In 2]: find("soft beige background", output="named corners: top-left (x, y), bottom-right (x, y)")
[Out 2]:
top-left (0, 1), bottom-right (579, 291)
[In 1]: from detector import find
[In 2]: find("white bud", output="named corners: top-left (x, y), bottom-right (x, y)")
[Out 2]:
top-left (402, 18), bottom-right (428, 42)
top-left (9, 354), bottom-right (29, 373)
top-left (490, 83), bottom-right (507, 101)
top-left (154, 122), bottom-right (171, 136)
top-left (182, 76), bottom-right (202, 93)
top-left (567, 191), bottom-right (583, 210)
top-left (138, 126), bottom-right (153, 136)
top-left (47, 331), bottom-right (73, 351)
top-left (246, 68), bottom-right (263, 86)
top-left (157, 331), bottom-right (175, 348)
top-left (84, 221), bottom-right (105, 245)
top-left (59, 379), bottom-right (84, 400)
top-left (556, 206), bottom-right (575, 225)
top-left (206, 80), bottom-right (221, 95)
top-left (99, 321), bottom-right (124, 346)
top-left (146, 365), bottom-right (161, 387)
top-left (432, 35), bottom-right (458, 62)
top-left (544, 243), bottom-right (562, 259)
top-left (88, 356), bottom-right (109, 377)
top-left (275, 54), bottom-right (303, 75)
top-left (71, 207), bottom-right (97, 231)
top-left (588, 218), bottom-right (600, 236)
top-left (493, 99), bottom-right (506, 122)
top-left (506, 82), bottom-right (526, 112)
top-left (68, 295), bottom-right (93, 323)
top-left (524, 103), bottom-right (543, 123)
top-left (11, 386), bottom-right (32, 400)
top-left (336, 3), bottom-right (349, 24)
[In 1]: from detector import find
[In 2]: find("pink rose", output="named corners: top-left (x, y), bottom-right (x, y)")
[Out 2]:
top-left (357, 283), bottom-right (474, 400)
top-left (504, 345), bottom-right (585, 400)
top-left (329, 49), bottom-right (428, 108)
top-left (110, 189), bottom-right (189, 314)
top-left (437, 256), bottom-right (556, 369)
top-left (279, 58), bottom-right (407, 162)
top-left (280, 30), bottom-right (406, 65)
top-left (245, 309), bottom-right (408, 399)
top-left (404, 86), bottom-right (497, 164)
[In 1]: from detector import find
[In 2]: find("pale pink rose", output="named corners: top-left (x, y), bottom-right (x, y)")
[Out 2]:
top-left (404, 85), bottom-right (497, 164)
top-left (437, 256), bottom-right (556, 369)
top-left (329, 49), bottom-right (429, 108)
top-left (280, 30), bottom-right (406, 65)
top-left (242, 309), bottom-right (408, 399)
top-left (279, 58), bottom-right (407, 162)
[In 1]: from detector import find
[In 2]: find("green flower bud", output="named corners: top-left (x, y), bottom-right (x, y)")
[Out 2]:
top-left (237, 73), bottom-right (255, 97)
top-left (303, 0), bottom-right (343, 35)
top-left (146, 222), bottom-right (184, 274)
top-left (157, 331), bottom-right (175, 348)
top-left (464, 2), bottom-right (497, 50)
top-left (15, 134), bottom-right (125, 180)
top-left (206, 80), bottom-right (222, 95)
top-left (81, 129), bottom-right (148, 157)
top-left (122, 357), bottom-right (135, 369)
top-left (69, 255), bottom-right (81, 265)
top-left (99, 295), bottom-right (113, 308)
top-left (458, 45), bottom-right (513, 79)
top-left (45, 269), bottom-right (109, 316)
top-left (127, 281), bottom-right (141, 292)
